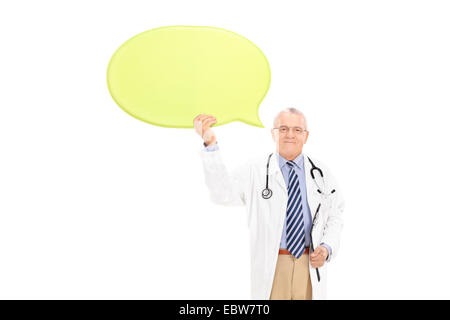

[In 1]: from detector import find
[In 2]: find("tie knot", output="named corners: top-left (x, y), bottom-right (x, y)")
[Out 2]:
top-left (286, 161), bottom-right (295, 168)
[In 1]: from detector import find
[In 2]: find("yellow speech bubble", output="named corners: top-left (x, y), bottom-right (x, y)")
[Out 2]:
top-left (107, 25), bottom-right (270, 128)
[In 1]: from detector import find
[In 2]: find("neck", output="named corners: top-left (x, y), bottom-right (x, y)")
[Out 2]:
top-left (278, 150), bottom-right (302, 161)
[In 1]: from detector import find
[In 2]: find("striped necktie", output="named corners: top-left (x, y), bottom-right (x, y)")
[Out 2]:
top-left (286, 161), bottom-right (306, 258)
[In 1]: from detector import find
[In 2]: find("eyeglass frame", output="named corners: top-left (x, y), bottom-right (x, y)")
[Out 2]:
top-left (272, 126), bottom-right (308, 135)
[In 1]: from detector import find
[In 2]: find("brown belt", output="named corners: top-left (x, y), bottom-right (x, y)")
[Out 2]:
top-left (279, 247), bottom-right (309, 255)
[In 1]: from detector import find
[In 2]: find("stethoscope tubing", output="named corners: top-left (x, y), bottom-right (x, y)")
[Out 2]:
top-left (310, 203), bottom-right (322, 282)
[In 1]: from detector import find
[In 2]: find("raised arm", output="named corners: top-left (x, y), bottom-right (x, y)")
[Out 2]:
top-left (194, 114), bottom-right (250, 206)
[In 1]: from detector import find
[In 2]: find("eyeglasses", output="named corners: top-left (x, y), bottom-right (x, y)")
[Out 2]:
top-left (273, 126), bottom-right (307, 135)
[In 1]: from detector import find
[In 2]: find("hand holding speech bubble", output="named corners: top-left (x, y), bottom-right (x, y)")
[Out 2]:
top-left (107, 25), bottom-right (271, 128)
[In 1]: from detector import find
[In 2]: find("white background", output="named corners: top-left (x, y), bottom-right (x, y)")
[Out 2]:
top-left (1, 0), bottom-right (449, 299)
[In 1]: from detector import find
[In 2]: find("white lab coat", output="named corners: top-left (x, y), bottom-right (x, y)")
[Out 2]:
top-left (199, 146), bottom-right (344, 300)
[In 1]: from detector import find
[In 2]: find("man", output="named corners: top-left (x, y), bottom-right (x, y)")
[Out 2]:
top-left (194, 108), bottom-right (344, 300)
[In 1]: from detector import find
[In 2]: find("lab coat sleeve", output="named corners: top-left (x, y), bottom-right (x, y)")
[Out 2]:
top-left (320, 242), bottom-right (332, 262)
top-left (198, 147), bottom-right (251, 207)
top-left (320, 168), bottom-right (345, 263)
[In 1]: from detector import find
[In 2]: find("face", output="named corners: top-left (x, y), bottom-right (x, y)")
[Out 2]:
top-left (271, 112), bottom-right (309, 160)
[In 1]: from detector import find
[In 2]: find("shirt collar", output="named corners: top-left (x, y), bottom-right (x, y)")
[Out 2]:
top-left (276, 152), bottom-right (304, 171)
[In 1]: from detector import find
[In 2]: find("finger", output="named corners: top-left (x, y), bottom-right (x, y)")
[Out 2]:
top-left (194, 114), bottom-right (209, 124)
top-left (199, 115), bottom-right (213, 126)
top-left (193, 114), bottom-right (204, 121)
top-left (203, 115), bottom-right (216, 122)
top-left (203, 118), bottom-right (217, 129)
top-left (316, 247), bottom-right (325, 256)
top-left (203, 116), bottom-right (216, 124)
top-left (195, 115), bottom-right (214, 133)
top-left (194, 114), bottom-right (208, 128)
top-left (312, 262), bottom-right (323, 269)
top-left (193, 114), bottom-right (201, 123)
top-left (312, 257), bottom-right (324, 265)
top-left (197, 114), bottom-right (211, 123)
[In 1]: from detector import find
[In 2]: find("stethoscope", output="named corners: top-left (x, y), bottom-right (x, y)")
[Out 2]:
top-left (261, 153), bottom-right (335, 200)
top-left (261, 152), bottom-right (336, 282)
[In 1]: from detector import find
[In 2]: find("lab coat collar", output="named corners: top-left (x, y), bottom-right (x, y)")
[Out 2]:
top-left (268, 149), bottom-right (308, 177)
top-left (277, 152), bottom-right (305, 173)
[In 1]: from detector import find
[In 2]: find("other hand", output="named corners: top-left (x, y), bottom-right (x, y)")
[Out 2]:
top-left (310, 246), bottom-right (328, 268)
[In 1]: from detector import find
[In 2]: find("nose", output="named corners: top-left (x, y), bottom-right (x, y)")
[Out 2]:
top-left (286, 130), bottom-right (296, 138)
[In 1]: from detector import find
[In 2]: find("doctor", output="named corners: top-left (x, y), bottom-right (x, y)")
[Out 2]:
top-left (194, 108), bottom-right (344, 300)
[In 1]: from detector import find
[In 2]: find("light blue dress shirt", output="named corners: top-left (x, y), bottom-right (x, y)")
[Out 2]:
top-left (204, 142), bottom-right (219, 152)
top-left (204, 142), bottom-right (331, 260)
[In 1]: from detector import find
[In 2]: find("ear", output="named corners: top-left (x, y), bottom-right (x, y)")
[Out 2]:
top-left (271, 128), bottom-right (276, 142)
top-left (304, 131), bottom-right (309, 144)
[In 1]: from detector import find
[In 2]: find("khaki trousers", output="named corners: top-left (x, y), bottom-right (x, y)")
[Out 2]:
top-left (269, 252), bottom-right (312, 300)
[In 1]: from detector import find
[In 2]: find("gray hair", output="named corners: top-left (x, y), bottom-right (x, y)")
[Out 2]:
top-left (273, 107), bottom-right (308, 129)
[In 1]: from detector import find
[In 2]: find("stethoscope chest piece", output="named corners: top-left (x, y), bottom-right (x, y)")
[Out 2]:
top-left (261, 153), bottom-right (274, 199)
top-left (261, 188), bottom-right (272, 199)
